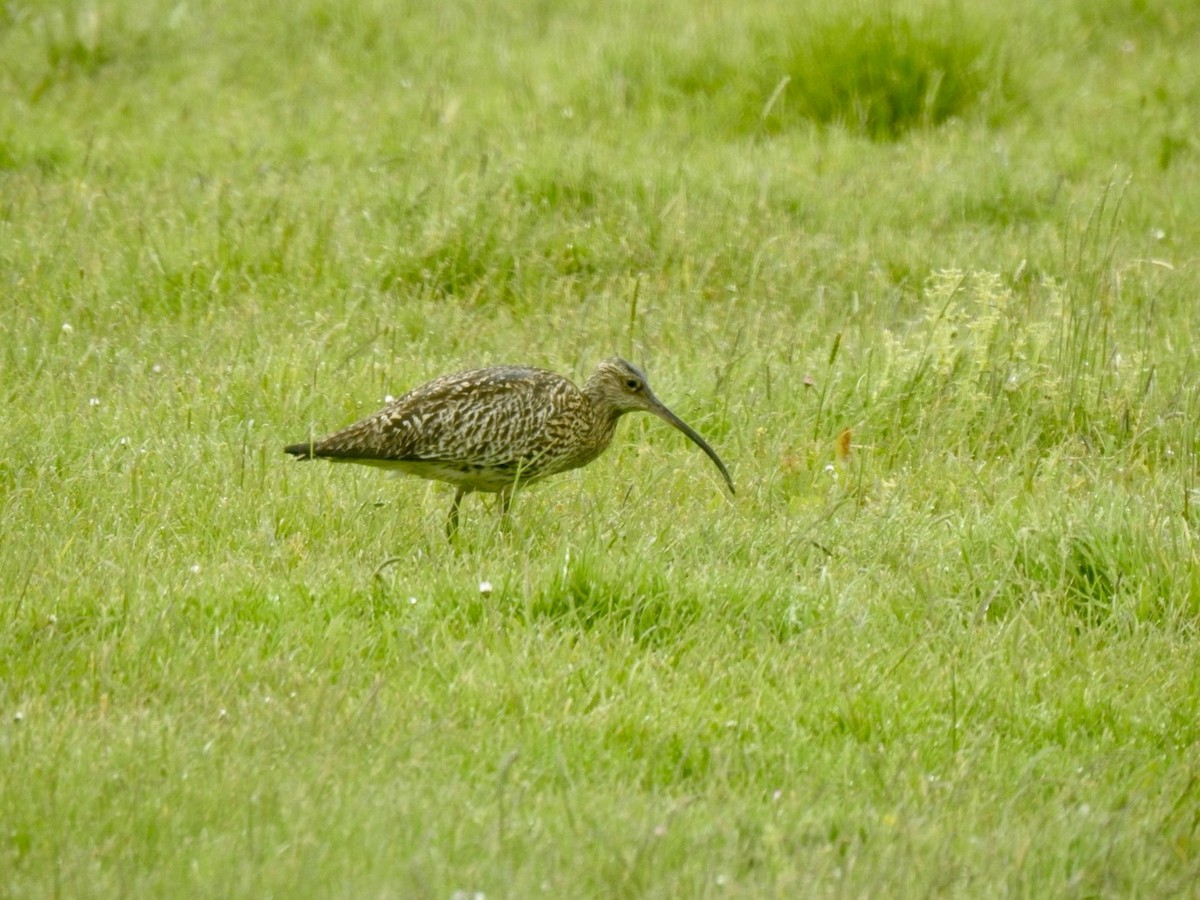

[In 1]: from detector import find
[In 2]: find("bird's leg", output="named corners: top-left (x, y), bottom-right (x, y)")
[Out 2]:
top-left (446, 486), bottom-right (468, 539)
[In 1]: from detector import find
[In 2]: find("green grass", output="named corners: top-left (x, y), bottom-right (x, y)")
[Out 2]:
top-left (604, 5), bottom-right (1011, 140)
top-left (3, 0), bottom-right (1200, 895)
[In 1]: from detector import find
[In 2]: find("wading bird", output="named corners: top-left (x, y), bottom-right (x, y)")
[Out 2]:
top-left (285, 357), bottom-right (734, 536)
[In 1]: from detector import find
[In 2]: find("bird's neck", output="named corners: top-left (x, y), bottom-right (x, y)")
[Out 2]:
top-left (581, 380), bottom-right (625, 445)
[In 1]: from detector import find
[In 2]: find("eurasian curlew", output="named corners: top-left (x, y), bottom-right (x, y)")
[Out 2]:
top-left (284, 357), bottom-right (734, 536)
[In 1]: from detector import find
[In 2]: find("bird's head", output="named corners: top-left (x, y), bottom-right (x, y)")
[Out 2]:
top-left (585, 358), bottom-right (666, 417)
top-left (585, 357), bottom-right (735, 495)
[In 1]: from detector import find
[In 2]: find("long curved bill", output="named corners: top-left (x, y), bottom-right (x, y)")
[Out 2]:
top-left (649, 402), bottom-right (736, 495)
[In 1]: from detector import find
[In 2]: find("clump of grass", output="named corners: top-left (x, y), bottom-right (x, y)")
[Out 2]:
top-left (528, 548), bottom-right (698, 644)
top-left (951, 491), bottom-right (1200, 626)
top-left (850, 204), bottom-right (1160, 470)
top-left (603, 6), bottom-right (1010, 140)
top-left (37, 6), bottom-right (115, 81)
top-left (373, 165), bottom-right (664, 306)
top-left (11, 2), bottom-right (174, 101)
top-left (852, 269), bottom-right (1084, 463)
top-left (759, 9), bottom-right (1006, 139)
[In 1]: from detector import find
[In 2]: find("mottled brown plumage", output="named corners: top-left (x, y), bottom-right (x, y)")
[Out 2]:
top-left (285, 357), bottom-right (734, 536)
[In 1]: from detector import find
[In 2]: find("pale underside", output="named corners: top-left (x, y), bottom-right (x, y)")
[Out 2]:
top-left (319, 455), bottom-right (570, 493)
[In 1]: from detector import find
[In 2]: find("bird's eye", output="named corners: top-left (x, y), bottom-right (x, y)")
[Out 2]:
top-left (625, 378), bottom-right (641, 391)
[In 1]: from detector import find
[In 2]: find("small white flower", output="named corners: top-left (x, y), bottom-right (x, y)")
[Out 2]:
top-left (61, 323), bottom-right (74, 334)
top-left (479, 580), bottom-right (493, 596)
top-left (190, 564), bottom-right (201, 575)
top-left (89, 397), bottom-right (101, 407)
top-left (13, 711), bottom-right (24, 723)
top-left (408, 596), bottom-right (418, 605)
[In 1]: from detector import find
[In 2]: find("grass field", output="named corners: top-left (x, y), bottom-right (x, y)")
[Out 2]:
top-left (3, 0), bottom-right (1200, 895)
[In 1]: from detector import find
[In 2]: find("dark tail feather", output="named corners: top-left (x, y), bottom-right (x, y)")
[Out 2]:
top-left (284, 442), bottom-right (318, 459)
